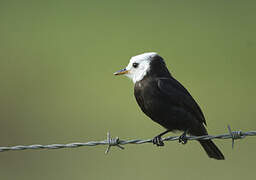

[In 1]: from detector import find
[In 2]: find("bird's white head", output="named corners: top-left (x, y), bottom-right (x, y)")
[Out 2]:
top-left (114, 52), bottom-right (157, 83)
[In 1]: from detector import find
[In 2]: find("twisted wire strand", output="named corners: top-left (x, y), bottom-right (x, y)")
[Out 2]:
top-left (0, 126), bottom-right (255, 153)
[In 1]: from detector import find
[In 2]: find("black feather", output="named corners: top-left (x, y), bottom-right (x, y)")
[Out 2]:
top-left (133, 55), bottom-right (224, 160)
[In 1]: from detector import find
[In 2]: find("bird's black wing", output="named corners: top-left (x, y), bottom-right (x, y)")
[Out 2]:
top-left (157, 77), bottom-right (206, 125)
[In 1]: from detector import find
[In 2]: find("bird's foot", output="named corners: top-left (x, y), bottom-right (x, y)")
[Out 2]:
top-left (179, 131), bottom-right (188, 144)
top-left (153, 136), bottom-right (165, 146)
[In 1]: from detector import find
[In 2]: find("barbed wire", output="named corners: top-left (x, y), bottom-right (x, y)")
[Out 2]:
top-left (0, 125), bottom-right (255, 153)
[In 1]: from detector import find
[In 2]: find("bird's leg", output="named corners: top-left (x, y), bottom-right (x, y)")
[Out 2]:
top-left (152, 130), bottom-right (171, 146)
top-left (179, 129), bottom-right (189, 144)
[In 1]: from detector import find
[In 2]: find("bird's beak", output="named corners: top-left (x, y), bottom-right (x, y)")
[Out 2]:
top-left (114, 68), bottom-right (129, 75)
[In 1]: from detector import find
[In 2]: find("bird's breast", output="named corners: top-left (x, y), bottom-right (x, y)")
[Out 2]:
top-left (134, 79), bottom-right (167, 118)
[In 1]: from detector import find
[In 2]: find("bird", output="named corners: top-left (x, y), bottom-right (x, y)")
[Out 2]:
top-left (114, 52), bottom-right (224, 160)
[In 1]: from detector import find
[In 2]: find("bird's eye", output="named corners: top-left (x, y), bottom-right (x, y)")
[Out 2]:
top-left (132, 63), bottom-right (139, 68)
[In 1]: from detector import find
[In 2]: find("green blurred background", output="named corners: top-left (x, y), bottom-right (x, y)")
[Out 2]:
top-left (0, 0), bottom-right (255, 179)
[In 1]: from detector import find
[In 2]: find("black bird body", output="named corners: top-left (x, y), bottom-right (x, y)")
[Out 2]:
top-left (115, 53), bottom-right (224, 160)
top-left (134, 77), bottom-right (207, 136)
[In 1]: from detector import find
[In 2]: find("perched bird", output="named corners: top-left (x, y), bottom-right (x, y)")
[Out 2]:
top-left (114, 52), bottom-right (224, 160)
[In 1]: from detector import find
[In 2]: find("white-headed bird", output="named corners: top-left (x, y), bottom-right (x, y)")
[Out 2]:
top-left (114, 52), bottom-right (224, 160)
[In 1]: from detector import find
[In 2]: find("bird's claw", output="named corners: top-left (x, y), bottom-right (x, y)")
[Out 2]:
top-left (153, 136), bottom-right (165, 146)
top-left (179, 132), bottom-right (188, 144)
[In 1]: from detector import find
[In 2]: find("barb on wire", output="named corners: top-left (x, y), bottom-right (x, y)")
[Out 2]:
top-left (105, 132), bottom-right (124, 154)
top-left (227, 125), bottom-right (245, 149)
top-left (0, 125), bottom-right (255, 153)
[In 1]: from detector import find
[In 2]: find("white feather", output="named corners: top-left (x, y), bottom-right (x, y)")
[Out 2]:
top-left (125, 52), bottom-right (157, 83)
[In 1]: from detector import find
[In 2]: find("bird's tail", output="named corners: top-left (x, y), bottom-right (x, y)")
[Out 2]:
top-left (199, 140), bottom-right (225, 160)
